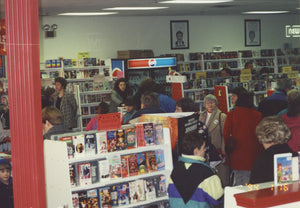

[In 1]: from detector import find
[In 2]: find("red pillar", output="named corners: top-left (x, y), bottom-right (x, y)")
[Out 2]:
top-left (5, 0), bottom-right (46, 207)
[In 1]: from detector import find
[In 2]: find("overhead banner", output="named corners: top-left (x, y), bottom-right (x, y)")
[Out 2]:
top-left (127, 57), bottom-right (176, 69)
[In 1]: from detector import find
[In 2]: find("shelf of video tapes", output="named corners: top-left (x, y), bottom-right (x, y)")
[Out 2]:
top-left (45, 123), bottom-right (173, 208)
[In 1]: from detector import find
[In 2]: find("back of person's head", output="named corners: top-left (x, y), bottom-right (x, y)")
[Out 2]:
top-left (141, 91), bottom-right (160, 109)
top-left (0, 158), bottom-right (11, 170)
top-left (44, 87), bottom-right (55, 97)
top-left (256, 116), bottom-right (291, 144)
top-left (276, 79), bottom-right (292, 91)
top-left (182, 130), bottom-right (205, 155)
top-left (244, 61), bottom-right (253, 69)
top-left (42, 106), bottom-right (63, 125)
top-left (204, 94), bottom-right (218, 105)
top-left (286, 89), bottom-right (300, 104)
top-left (287, 95), bottom-right (300, 117)
top-left (221, 68), bottom-right (232, 76)
top-left (176, 97), bottom-right (197, 112)
top-left (98, 102), bottom-right (109, 114)
top-left (124, 96), bottom-right (135, 107)
top-left (55, 77), bottom-right (67, 89)
top-left (139, 78), bottom-right (162, 93)
top-left (235, 91), bottom-right (254, 108)
top-left (230, 86), bottom-right (247, 98)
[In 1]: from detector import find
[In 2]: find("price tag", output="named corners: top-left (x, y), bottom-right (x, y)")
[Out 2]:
top-left (287, 71), bottom-right (298, 79)
top-left (241, 68), bottom-right (251, 74)
top-left (195, 72), bottom-right (207, 79)
top-left (282, 66), bottom-right (292, 73)
top-left (240, 74), bottom-right (252, 82)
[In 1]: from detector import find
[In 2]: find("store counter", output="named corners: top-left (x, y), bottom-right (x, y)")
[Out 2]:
top-left (224, 181), bottom-right (300, 208)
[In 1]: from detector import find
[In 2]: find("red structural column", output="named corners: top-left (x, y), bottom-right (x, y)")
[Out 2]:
top-left (5, 0), bottom-right (46, 207)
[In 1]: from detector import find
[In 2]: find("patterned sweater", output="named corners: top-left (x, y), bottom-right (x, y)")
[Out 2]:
top-left (168, 155), bottom-right (223, 208)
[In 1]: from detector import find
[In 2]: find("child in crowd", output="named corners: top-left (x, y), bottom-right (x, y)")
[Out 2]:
top-left (167, 131), bottom-right (223, 208)
top-left (0, 158), bottom-right (13, 208)
top-left (121, 96), bottom-right (137, 125)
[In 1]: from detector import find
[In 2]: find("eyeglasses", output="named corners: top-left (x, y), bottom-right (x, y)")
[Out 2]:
top-left (205, 101), bottom-right (216, 105)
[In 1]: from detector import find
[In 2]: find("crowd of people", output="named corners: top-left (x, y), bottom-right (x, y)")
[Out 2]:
top-left (35, 75), bottom-right (300, 208)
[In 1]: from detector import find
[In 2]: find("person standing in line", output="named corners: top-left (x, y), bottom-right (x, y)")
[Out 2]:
top-left (250, 116), bottom-right (297, 184)
top-left (281, 95), bottom-right (300, 152)
top-left (42, 106), bottom-right (70, 140)
top-left (54, 77), bottom-right (78, 130)
top-left (257, 79), bottom-right (292, 117)
top-left (223, 91), bottom-right (263, 186)
top-left (199, 94), bottom-right (230, 187)
top-left (109, 78), bottom-right (132, 113)
top-left (134, 78), bottom-right (176, 113)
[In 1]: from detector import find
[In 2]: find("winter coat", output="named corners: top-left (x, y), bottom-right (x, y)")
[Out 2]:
top-left (223, 106), bottom-right (263, 170)
top-left (282, 113), bottom-right (300, 152)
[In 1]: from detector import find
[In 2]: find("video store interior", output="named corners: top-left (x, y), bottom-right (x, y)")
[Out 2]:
top-left (1, 0), bottom-right (300, 207)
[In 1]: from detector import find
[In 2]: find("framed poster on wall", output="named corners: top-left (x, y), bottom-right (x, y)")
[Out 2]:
top-left (170, 20), bottom-right (189, 50)
top-left (244, 19), bottom-right (261, 47)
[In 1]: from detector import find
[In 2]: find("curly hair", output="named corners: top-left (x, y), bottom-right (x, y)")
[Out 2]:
top-left (256, 116), bottom-right (291, 144)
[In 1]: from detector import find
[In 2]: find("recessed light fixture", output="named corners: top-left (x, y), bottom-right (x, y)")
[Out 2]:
top-left (58, 12), bottom-right (118, 16)
top-left (243, 11), bottom-right (290, 14)
top-left (103, 7), bottom-right (168, 10)
top-left (160, 0), bottom-right (233, 3)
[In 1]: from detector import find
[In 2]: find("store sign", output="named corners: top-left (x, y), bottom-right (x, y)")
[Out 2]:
top-left (285, 25), bottom-right (300, 38)
top-left (128, 57), bottom-right (176, 69)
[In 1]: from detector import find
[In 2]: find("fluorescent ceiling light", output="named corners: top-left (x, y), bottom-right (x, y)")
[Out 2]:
top-left (243, 11), bottom-right (290, 14)
top-left (58, 12), bottom-right (118, 16)
top-left (160, 0), bottom-right (233, 3)
top-left (103, 7), bottom-right (168, 10)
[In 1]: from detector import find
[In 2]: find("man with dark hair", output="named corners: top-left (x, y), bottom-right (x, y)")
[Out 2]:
top-left (42, 106), bottom-right (69, 139)
top-left (258, 79), bottom-right (292, 117)
top-left (130, 91), bottom-right (164, 121)
top-left (54, 77), bottom-right (78, 129)
top-left (168, 131), bottom-right (223, 207)
top-left (221, 68), bottom-right (232, 77)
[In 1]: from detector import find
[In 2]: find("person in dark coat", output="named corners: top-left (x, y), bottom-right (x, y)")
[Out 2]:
top-left (257, 79), bottom-right (292, 117)
top-left (0, 158), bottom-right (13, 208)
top-left (250, 116), bottom-right (297, 184)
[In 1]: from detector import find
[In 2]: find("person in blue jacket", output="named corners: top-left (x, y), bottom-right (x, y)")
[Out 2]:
top-left (134, 78), bottom-right (176, 113)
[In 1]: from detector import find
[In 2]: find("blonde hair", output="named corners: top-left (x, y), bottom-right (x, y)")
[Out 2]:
top-left (42, 106), bottom-right (63, 125)
top-left (256, 116), bottom-right (291, 144)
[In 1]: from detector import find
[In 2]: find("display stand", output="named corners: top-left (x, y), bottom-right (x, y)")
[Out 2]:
top-left (44, 140), bottom-right (72, 208)
top-left (44, 127), bottom-right (173, 207)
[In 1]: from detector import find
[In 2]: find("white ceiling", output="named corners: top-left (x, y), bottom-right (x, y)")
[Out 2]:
top-left (39, 0), bottom-right (300, 16)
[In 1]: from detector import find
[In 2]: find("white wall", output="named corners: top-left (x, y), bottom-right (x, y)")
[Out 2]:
top-left (39, 14), bottom-right (300, 62)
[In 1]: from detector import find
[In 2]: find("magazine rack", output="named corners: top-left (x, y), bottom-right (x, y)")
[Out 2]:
top-left (44, 127), bottom-right (173, 208)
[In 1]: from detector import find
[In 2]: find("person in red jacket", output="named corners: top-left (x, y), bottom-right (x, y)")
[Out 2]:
top-left (223, 90), bottom-right (263, 186)
top-left (281, 95), bottom-right (300, 152)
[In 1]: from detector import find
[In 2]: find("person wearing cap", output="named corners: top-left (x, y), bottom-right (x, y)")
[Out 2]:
top-left (121, 96), bottom-right (137, 125)
top-left (54, 77), bottom-right (78, 130)
top-left (0, 158), bottom-right (13, 208)
top-left (257, 79), bottom-right (292, 117)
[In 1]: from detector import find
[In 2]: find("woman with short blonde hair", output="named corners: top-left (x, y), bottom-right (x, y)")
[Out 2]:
top-left (250, 116), bottom-right (297, 184)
